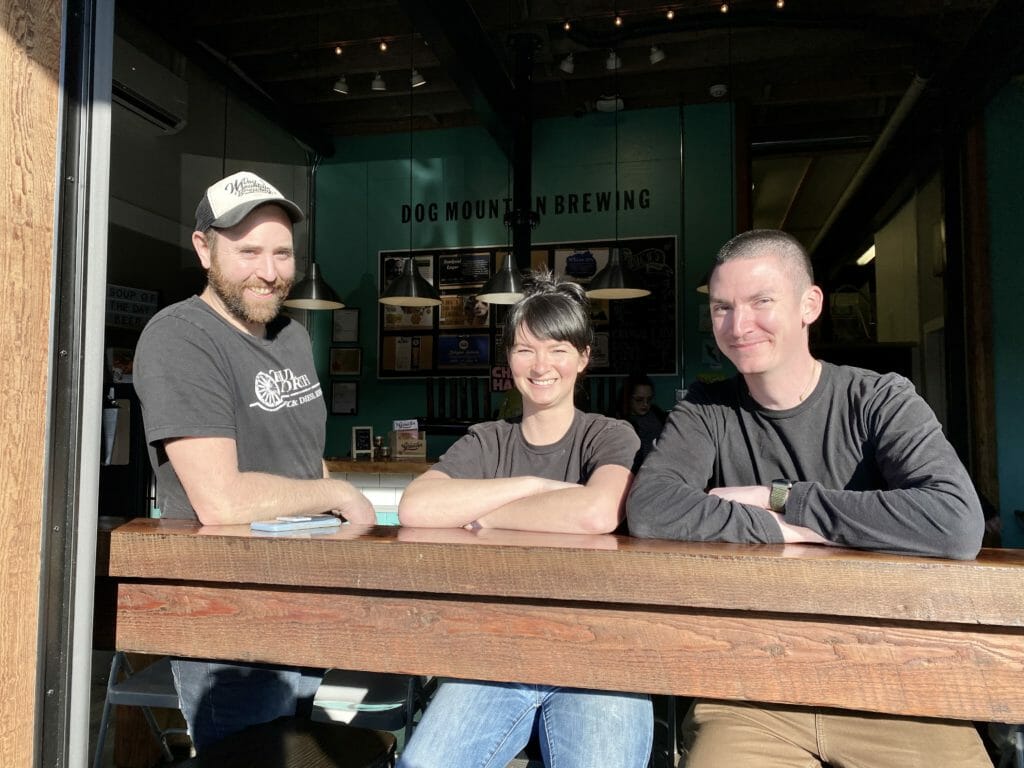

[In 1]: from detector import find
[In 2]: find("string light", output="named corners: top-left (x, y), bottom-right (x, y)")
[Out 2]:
top-left (776, 0), bottom-right (785, 7)
top-left (379, 40), bottom-right (388, 52)
top-left (614, 15), bottom-right (623, 27)
top-left (720, 2), bottom-right (730, 12)
top-left (666, 9), bottom-right (675, 20)
top-left (563, 19), bottom-right (572, 31)
top-left (334, 45), bottom-right (342, 55)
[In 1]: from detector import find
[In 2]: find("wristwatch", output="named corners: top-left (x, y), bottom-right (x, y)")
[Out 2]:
top-left (769, 479), bottom-right (795, 514)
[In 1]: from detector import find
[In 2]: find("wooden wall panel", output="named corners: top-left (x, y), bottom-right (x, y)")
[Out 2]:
top-left (0, 0), bottom-right (62, 765)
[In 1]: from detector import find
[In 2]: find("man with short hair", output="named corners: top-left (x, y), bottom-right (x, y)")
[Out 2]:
top-left (627, 229), bottom-right (989, 767)
top-left (134, 170), bottom-right (375, 751)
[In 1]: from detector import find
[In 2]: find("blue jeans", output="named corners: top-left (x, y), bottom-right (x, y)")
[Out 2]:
top-left (170, 658), bottom-right (323, 752)
top-left (397, 680), bottom-right (652, 768)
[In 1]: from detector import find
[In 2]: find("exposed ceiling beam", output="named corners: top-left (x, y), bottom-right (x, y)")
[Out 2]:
top-left (397, 0), bottom-right (516, 156)
top-left (812, 0), bottom-right (1024, 277)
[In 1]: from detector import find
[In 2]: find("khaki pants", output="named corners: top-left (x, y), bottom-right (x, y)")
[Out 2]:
top-left (682, 700), bottom-right (992, 768)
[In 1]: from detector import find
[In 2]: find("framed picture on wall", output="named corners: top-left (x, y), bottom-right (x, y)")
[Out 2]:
top-left (332, 308), bottom-right (359, 343)
top-left (329, 347), bottom-right (362, 376)
top-left (331, 381), bottom-right (358, 415)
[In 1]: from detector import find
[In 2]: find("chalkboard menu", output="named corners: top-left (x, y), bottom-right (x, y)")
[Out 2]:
top-left (378, 237), bottom-right (677, 378)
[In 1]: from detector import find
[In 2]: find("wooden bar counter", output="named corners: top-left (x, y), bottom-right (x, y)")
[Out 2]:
top-left (324, 458), bottom-right (434, 474)
top-left (109, 519), bottom-right (1024, 724)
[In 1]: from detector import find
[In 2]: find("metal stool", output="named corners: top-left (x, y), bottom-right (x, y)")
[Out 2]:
top-left (173, 715), bottom-right (396, 767)
top-left (93, 652), bottom-right (187, 768)
top-left (312, 670), bottom-right (432, 749)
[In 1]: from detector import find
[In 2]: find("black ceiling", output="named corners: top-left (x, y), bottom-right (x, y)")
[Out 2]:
top-left (115, 0), bottom-right (1024, 272)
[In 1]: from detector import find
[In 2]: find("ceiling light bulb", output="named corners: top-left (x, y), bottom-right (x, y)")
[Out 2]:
top-left (559, 53), bottom-right (575, 74)
top-left (606, 50), bottom-right (622, 70)
top-left (563, 20), bottom-right (571, 31)
top-left (666, 9), bottom-right (675, 20)
top-left (720, 2), bottom-right (729, 12)
top-left (614, 15), bottom-right (623, 27)
top-left (410, 69), bottom-right (426, 88)
top-left (371, 72), bottom-right (386, 91)
top-left (332, 75), bottom-right (348, 95)
top-left (776, 0), bottom-right (785, 7)
top-left (334, 45), bottom-right (342, 56)
top-left (649, 46), bottom-right (666, 65)
top-left (379, 40), bottom-right (388, 52)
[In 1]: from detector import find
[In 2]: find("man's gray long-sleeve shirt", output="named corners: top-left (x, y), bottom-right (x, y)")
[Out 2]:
top-left (626, 363), bottom-right (983, 560)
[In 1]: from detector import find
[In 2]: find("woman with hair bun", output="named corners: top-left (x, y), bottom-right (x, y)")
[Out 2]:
top-left (397, 269), bottom-right (652, 768)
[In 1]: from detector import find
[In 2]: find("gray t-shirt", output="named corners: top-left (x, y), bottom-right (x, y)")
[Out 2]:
top-left (435, 410), bottom-right (640, 484)
top-left (133, 296), bottom-right (327, 520)
top-left (627, 362), bottom-right (983, 559)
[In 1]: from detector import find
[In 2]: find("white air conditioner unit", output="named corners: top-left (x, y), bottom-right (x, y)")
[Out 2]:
top-left (112, 36), bottom-right (188, 134)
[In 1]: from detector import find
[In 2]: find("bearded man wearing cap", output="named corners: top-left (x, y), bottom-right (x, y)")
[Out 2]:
top-left (134, 171), bottom-right (375, 752)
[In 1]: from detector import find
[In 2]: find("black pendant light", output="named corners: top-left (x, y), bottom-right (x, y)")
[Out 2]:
top-left (379, 257), bottom-right (441, 306)
top-left (586, 42), bottom-right (649, 301)
top-left (285, 24), bottom-right (344, 311)
top-left (285, 261), bottom-right (344, 310)
top-left (377, 26), bottom-right (442, 308)
top-left (283, 155), bottom-right (345, 310)
top-left (479, 29), bottom-right (537, 306)
top-left (587, 247), bottom-right (650, 299)
top-left (477, 250), bottom-right (524, 304)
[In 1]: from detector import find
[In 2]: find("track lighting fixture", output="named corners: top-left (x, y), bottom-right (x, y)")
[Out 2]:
top-left (332, 75), bottom-right (348, 95)
top-left (410, 69), bottom-right (426, 88)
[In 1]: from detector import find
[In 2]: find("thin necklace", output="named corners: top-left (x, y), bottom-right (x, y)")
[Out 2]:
top-left (799, 359), bottom-right (821, 402)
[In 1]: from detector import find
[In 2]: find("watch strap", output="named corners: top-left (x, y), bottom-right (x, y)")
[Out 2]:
top-left (769, 479), bottom-right (794, 513)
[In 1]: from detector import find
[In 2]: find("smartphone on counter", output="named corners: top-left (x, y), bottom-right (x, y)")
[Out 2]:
top-left (250, 514), bottom-right (342, 533)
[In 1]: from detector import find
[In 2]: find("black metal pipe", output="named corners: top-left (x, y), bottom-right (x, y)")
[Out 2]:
top-left (507, 33), bottom-right (540, 268)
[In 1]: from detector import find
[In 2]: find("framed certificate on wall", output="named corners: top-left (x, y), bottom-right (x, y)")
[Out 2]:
top-left (332, 308), bottom-right (359, 343)
top-left (331, 381), bottom-right (357, 415)
top-left (330, 347), bottom-right (362, 376)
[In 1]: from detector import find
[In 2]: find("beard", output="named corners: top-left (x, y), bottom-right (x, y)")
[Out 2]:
top-left (207, 257), bottom-right (293, 327)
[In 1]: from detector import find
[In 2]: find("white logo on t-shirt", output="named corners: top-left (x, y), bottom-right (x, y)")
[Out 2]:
top-left (250, 368), bottom-right (322, 412)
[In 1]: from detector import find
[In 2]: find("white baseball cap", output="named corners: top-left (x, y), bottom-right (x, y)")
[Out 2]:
top-left (194, 170), bottom-right (304, 231)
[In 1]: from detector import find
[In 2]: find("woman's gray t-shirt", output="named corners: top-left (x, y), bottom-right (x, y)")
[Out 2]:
top-left (434, 409), bottom-right (640, 483)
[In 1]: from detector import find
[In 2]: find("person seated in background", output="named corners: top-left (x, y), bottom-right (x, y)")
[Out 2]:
top-left (617, 372), bottom-right (667, 461)
top-left (397, 269), bottom-right (652, 768)
top-left (627, 229), bottom-right (989, 768)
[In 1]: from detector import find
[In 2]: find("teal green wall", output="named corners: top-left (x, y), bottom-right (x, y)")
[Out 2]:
top-left (682, 104), bottom-right (738, 384)
top-left (986, 81), bottom-right (1024, 546)
top-left (315, 105), bottom-right (735, 457)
